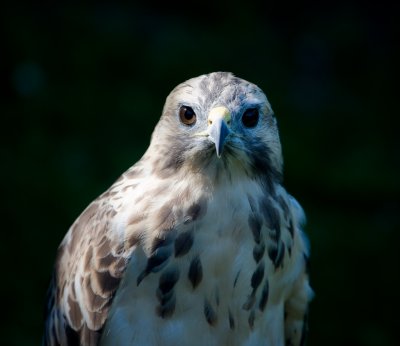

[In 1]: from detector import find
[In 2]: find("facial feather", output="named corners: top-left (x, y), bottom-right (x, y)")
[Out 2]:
top-left (149, 72), bottom-right (283, 182)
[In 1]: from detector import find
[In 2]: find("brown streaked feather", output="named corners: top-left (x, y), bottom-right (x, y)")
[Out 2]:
top-left (43, 174), bottom-right (139, 346)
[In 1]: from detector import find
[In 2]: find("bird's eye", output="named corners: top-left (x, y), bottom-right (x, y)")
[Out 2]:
top-left (179, 106), bottom-right (197, 126)
top-left (241, 108), bottom-right (259, 128)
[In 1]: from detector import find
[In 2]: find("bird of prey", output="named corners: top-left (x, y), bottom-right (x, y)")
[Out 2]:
top-left (44, 72), bottom-right (312, 346)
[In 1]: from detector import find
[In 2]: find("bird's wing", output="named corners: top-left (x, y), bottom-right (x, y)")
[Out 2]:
top-left (43, 172), bottom-right (139, 346)
top-left (282, 194), bottom-right (313, 346)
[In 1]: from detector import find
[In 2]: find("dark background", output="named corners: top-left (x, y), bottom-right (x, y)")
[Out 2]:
top-left (2, 2), bottom-right (399, 345)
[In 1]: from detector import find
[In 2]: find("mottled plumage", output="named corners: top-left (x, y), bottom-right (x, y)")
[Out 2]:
top-left (44, 72), bottom-right (313, 346)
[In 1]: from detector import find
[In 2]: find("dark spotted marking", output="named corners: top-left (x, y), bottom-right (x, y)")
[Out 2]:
top-left (259, 279), bottom-right (269, 311)
top-left (152, 233), bottom-right (175, 253)
top-left (271, 241), bottom-right (285, 269)
top-left (267, 244), bottom-right (278, 264)
top-left (288, 220), bottom-right (295, 238)
top-left (158, 267), bottom-right (180, 295)
top-left (156, 267), bottom-right (180, 318)
top-left (253, 242), bottom-right (265, 263)
top-left (266, 223), bottom-right (281, 247)
top-left (243, 263), bottom-right (265, 310)
top-left (277, 195), bottom-right (290, 220)
top-left (248, 213), bottom-right (262, 244)
top-left (204, 299), bottom-right (217, 326)
top-left (174, 231), bottom-right (194, 257)
top-left (248, 310), bottom-right (255, 329)
top-left (126, 234), bottom-right (141, 249)
top-left (185, 200), bottom-right (207, 223)
top-left (267, 239), bottom-right (285, 268)
top-left (188, 255), bottom-right (203, 289)
top-left (114, 243), bottom-right (124, 255)
top-left (259, 197), bottom-right (280, 234)
top-left (251, 262), bottom-right (265, 290)
top-left (233, 270), bottom-right (241, 287)
top-left (157, 294), bottom-right (176, 318)
top-left (228, 309), bottom-right (235, 330)
top-left (137, 247), bottom-right (172, 285)
top-left (93, 270), bottom-right (121, 295)
top-left (156, 288), bottom-right (173, 305)
top-left (248, 140), bottom-right (282, 190)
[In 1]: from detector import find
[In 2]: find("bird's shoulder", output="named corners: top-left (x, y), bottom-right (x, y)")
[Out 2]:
top-left (44, 162), bottom-right (152, 345)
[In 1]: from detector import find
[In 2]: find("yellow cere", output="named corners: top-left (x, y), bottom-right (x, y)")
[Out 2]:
top-left (208, 106), bottom-right (231, 126)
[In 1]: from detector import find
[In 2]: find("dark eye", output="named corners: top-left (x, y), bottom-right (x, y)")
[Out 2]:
top-left (179, 106), bottom-right (197, 126)
top-left (241, 108), bottom-right (259, 128)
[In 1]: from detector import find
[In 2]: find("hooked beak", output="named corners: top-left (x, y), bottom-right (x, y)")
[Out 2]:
top-left (207, 106), bottom-right (231, 158)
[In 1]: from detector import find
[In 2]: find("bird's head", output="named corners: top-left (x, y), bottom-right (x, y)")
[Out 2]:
top-left (149, 72), bottom-right (283, 183)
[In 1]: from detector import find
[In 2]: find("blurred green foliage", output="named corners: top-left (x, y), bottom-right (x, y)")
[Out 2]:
top-left (1, 2), bottom-right (398, 345)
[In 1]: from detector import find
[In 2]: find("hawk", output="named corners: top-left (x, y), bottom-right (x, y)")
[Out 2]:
top-left (44, 72), bottom-right (312, 346)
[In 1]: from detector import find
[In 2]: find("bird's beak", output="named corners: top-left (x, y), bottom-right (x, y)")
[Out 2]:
top-left (207, 106), bottom-right (231, 158)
